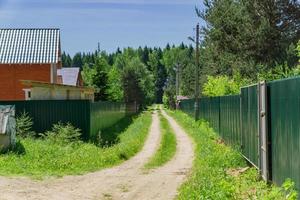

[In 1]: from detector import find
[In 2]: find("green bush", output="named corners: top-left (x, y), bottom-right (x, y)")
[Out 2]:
top-left (202, 74), bottom-right (248, 97)
top-left (42, 123), bottom-right (82, 145)
top-left (16, 111), bottom-right (35, 138)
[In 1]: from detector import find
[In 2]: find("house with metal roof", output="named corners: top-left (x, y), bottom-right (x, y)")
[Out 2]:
top-left (0, 28), bottom-right (62, 100)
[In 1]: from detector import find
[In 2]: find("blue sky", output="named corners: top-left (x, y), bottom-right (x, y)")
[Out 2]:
top-left (0, 0), bottom-right (204, 55)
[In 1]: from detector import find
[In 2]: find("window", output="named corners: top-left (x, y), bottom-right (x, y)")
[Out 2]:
top-left (23, 89), bottom-right (31, 100)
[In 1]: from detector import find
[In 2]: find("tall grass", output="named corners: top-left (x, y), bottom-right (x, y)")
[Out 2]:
top-left (168, 110), bottom-right (294, 200)
top-left (0, 111), bottom-right (152, 179)
top-left (145, 113), bottom-right (176, 168)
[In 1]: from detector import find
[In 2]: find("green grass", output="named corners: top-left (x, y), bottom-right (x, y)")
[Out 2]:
top-left (99, 115), bottom-right (134, 147)
top-left (167, 110), bottom-right (295, 200)
top-left (0, 111), bottom-right (152, 179)
top-left (145, 113), bottom-right (176, 169)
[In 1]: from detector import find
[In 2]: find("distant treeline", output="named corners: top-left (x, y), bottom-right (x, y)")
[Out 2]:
top-left (62, 43), bottom-right (195, 107)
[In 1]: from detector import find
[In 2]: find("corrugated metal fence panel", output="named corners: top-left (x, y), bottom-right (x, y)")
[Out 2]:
top-left (199, 97), bottom-right (220, 133)
top-left (0, 100), bottom-right (90, 139)
top-left (179, 99), bottom-right (194, 117)
top-left (179, 78), bottom-right (300, 189)
top-left (241, 85), bottom-right (259, 167)
top-left (219, 95), bottom-right (241, 146)
top-left (268, 77), bottom-right (300, 191)
top-left (90, 101), bottom-right (126, 140)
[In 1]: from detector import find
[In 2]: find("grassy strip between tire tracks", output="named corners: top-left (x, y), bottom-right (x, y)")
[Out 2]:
top-left (0, 111), bottom-right (152, 179)
top-left (167, 110), bottom-right (297, 200)
top-left (145, 112), bottom-right (176, 169)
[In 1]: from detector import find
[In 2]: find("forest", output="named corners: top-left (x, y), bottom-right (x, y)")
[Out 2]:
top-left (62, 0), bottom-right (300, 107)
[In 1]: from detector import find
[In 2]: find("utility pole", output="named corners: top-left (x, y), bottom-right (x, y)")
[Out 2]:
top-left (97, 42), bottom-right (101, 56)
top-left (175, 63), bottom-right (180, 99)
top-left (194, 23), bottom-right (200, 121)
top-left (175, 63), bottom-right (180, 109)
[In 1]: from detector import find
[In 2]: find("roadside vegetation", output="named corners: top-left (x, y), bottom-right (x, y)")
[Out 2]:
top-left (0, 111), bottom-right (152, 179)
top-left (145, 112), bottom-right (176, 169)
top-left (168, 110), bottom-right (297, 200)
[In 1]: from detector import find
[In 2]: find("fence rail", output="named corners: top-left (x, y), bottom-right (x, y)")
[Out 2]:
top-left (179, 76), bottom-right (300, 192)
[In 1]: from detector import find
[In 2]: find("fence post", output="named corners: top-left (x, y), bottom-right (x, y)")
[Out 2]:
top-left (258, 81), bottom-right (269, 181)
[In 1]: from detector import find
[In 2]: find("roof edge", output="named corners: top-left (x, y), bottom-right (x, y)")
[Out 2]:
top-left (0, 28), bottom-right (60, 30)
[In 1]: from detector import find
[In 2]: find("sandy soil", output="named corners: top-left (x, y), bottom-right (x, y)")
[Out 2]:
top-left (0, 109), bottom-right (194, 200)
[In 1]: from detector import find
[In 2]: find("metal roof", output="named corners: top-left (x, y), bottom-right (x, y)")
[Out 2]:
top-left (0, 28), bottom-right (60, 64)
top-left (57, 67), bottom-right (80, 86)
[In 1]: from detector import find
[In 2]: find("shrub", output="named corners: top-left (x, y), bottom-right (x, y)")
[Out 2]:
top-left (16, 111), bottom-right (35, 138)
top-left (258, 42), bottom-right (300, 81)
top-left (42, 123), bottom-right (82, 145)
top-left (202, 74), bottom-right (247, 97)
top-left (257, 63), bottom-right (300, 81)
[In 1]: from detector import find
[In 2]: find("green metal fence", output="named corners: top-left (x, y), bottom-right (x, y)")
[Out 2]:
top-left (180, 90), bottom-right (259, 167)
top-left (179, 77), bottom-right (300, 192)
top-left (0, 100), bottom-right (131, 141)
top-left (199, 97), bottom-right (220, 133)
top-left (180, 96), bottom-right (242, 147)
top-left (179, 99), bottom-right (194, 117)
top-left (90, 101), bottom-right (126, 140)
top-left (219, 95), bottom-right (241, 147)
top-left (241, 85), bottom-right (259, 167)
top-left (268, 77), bottom-right (300, 190)
top-left (0, 100), bottom-right (90, 138)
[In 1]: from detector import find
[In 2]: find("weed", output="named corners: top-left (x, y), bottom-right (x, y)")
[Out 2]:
top-left (102, 193), bottom-right (113, 200)
top-left (118, 184), bottom-right (130, 193)
top-left (16, 111), bottom-right (35, 138)
top-left (41, 122), bottom-right (82, 145)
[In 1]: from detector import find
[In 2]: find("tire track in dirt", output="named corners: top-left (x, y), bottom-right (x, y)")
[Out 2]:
top-left (0, 109), bottom-right (194, 200)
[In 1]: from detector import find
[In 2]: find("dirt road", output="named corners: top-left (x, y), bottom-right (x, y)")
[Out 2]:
top-left (0, 109), bottom-right (194, 200)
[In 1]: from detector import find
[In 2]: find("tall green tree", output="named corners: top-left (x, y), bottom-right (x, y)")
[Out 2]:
top-left (61, 52), bottom-right (72, 67)
top-left (122, 57), bottom-right (155, 106)
top-left (148, 50), bottom-right (167, 103)
top-left (162, 47), bottom-right (194, 97)
top-left (72, 53), bottom-right (84, 68)
top-left (198, 0), bottom-right (300, 79)
top-left (107, 66), bottom-right (123, 101)
top-left (243, 0), bottom-right (300, 66)
top-left (81, 56), bottom-right (109, 101)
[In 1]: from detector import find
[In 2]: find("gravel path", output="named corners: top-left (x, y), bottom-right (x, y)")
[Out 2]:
top-left (0, 109), bottom-right (194, 200)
